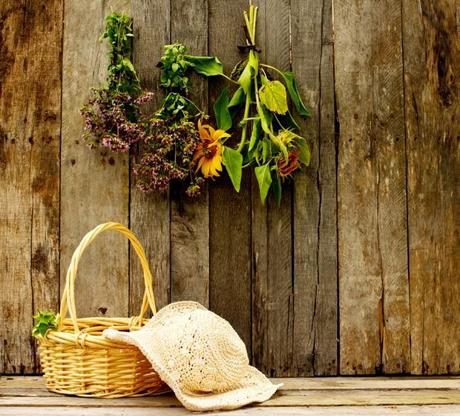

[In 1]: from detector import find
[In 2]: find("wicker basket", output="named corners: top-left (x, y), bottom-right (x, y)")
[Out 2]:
top-left (38, 222), bottom-right (168, 398)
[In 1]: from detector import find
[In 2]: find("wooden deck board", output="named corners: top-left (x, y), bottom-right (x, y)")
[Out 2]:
top-left (1, 377), bottom-right (459, 415)
top-left (2, 405), bottom-right (460, 416)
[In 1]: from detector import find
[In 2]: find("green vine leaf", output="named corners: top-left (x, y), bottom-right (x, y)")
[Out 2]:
top-left (185, 55), bottom-right (224, 76)
top-left (255, 163), bottom-right (272, 204)
top-left (249, 119), bottom-right (261, 151)
top-left (280, 71), bottom-right (311, 117)
top-left (238, 63), bottom-right (253, 94)
top-left (297, 138), bottom-right (311, 166)
top-left (259, 80), bottom-right (288, 115)
top-left (32, 311), bottom-right (59, 338)
top-left (272, 170), bottom-right (282, 207)
top-left (214, 88), bottom-right (232, 131)
top-left (223, 146), bottom-right (243, 192)
top-left (228, 87), bottom-right (245, 110)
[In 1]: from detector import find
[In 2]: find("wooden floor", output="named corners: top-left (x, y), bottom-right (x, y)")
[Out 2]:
top-left (1, 377), bottom-right (460, 415)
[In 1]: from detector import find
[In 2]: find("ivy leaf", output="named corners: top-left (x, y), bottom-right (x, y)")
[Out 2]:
top-left (32, 310), bottom-right (59, 338)
top-left (258, 80), bottom-right (288, 115)
top-left (214, 88), bottom-right (232, 130)
top-left (223, 146), bottom-right (243, 192)
top-left (272, 170), bottom-right (282, 206)
top-left (255, 163), bottom-right (272, 205)
top-left (280, 71), bottom-right (311, 117)
top-left (184, 55), bottom-right (224, 76)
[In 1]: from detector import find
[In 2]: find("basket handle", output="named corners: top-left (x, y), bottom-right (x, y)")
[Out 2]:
top-left (59, 222), bottom-right (157, 333)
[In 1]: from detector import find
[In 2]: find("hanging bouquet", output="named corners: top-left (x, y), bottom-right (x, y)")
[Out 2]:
top-left (82, 5), bottom-right (310, 204)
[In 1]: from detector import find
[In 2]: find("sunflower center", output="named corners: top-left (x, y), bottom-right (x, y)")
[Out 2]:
top-left (203, 141), bottom-right (218, 159)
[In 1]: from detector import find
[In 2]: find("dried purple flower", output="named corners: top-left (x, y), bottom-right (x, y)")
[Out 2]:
top-left (133, 116), bottom-right (204, 196)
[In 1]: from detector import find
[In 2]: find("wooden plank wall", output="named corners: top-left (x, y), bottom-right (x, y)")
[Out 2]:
top-left (0, 0), bottom-right (458, 376)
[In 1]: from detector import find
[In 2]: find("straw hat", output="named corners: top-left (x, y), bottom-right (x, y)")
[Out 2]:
top-left (103, 301), bottom-right (281, 411)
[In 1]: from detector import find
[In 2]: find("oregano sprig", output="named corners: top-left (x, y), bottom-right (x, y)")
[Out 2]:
top-left (100, 12), bottom-right (140, 94)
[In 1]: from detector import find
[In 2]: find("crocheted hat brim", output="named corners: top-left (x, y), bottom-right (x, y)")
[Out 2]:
top-left (103, 301), bottom-right (281, 411)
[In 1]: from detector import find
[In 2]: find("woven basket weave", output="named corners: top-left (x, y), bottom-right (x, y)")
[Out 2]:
top-left (38, 222), bottom-right (168, 398)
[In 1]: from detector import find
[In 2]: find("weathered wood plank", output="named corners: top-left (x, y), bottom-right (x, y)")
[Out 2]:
top-left (2, 405), bottom-right (460, 416)
top-left (61, 0), bottom-right (130, 319)
top-left (402, 0), bottom-right (460, 375)
top-left (291, 0), bottom-right (338, 376)
top-left (130, 0), bottom-right (171, 313)
top-left (334, 0), bottom-right (410, 374)
top-left (208, 0), bottom-right (252, 350)
top-left (0, 0), bottom-right (62, 374)
top-left (3, 376), bottom-right (460, 393)
top-left (252, 0), bottom-right (295, 377)
top-left (2, 388), bottom-right (460, 407)
top-left (169, 0), bottom-right (209, 306)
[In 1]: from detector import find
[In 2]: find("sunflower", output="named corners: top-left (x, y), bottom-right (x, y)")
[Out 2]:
top-left (193, 120), bottom-right (230, 178)
top-left (277, 150), bottom-right (300, 177)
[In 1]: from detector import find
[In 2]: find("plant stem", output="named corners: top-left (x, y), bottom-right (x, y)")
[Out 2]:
top-left (182, 95), bottom-right (204, 115)
top-left (261, 63), bottom-right (284, 77)
top-left (221, 73), bottom-right (239, 85)
top-left (237, 93), bottom-right (251, 152)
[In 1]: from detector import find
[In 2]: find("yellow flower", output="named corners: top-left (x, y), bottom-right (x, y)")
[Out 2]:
top-left (193, 120), bottom-right (230, 178)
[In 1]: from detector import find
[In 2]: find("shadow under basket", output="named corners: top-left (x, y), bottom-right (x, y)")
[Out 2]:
top-left (37, 222), bottom-right (169, 398)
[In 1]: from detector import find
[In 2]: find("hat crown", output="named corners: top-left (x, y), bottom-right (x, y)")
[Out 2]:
top-left (157, 308), bottom-right (248, 393)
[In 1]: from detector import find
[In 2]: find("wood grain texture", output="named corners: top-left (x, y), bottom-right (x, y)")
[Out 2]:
top-left (291, 0), bottom-right (338, 376)
top-left (130, 0), bottom-right (171, 313)
top-left (251, 0), bottom-right (294, 377)
top-left (334, 0), bottom-right (410, 374)
top-left (0, 0), bottom-right (62, 374)
top-left (61, 0), bottom-right (130, 319)
top-left (2, 376), bottom-right (460, 410)
top-left (2, 390), bottom-right (460, 407)
top-left (4, 375), bottom-right (460, 391)
top-left (2, 407), bottom-right (460, 416)
top-left (1, 0), bottom-right (460, 378)
top-left (208, 0), bottom-right (252, 350)
top-left (169, 0), bottom-right (209, 306)
top-left (402, 0), bottom-right (460, 375)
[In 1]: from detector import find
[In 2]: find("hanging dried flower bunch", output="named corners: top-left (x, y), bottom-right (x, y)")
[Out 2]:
top-left (82, 5), bottom-right (310, 204)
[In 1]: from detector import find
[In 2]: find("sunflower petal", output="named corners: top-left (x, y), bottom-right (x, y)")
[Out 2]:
top-left (213, 130), bottom-right (231, 141)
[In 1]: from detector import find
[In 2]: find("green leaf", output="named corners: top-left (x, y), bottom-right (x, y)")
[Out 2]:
top-left (272, 170), bottom-right (282, 206)
top-left (249, 119), bottom-right (261, 151)
top-left (255, 164), bottom-right (272, 205)
top-left (223, 147), bottom-right (243, 192)
top-left (238, 62), bottom-right (253, 94)
top-left (261, 138), bottom-right (271, 163)
top-left (32, 310), bottom-right (59, 338)
top-left (278, 110), bottom-right (301, 131)
top-left (258, 80), bottom-right (288, 115)
top-left (248, 50), bottom-right (259, 75)
top-left (184, 55), bottom-right (224, 76)
top-left (228, 87), bottom-right (245, 109)
top-left (214, 88), bottom-right (232, 131)
top-left (257, 101), bottom-right (273, 136)
top-left (297, 138), bottom-right (311, 166)
top-left (280, 71), bottom-right (310, 117)
top-left (121, 57), bottom-right (136, 74)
